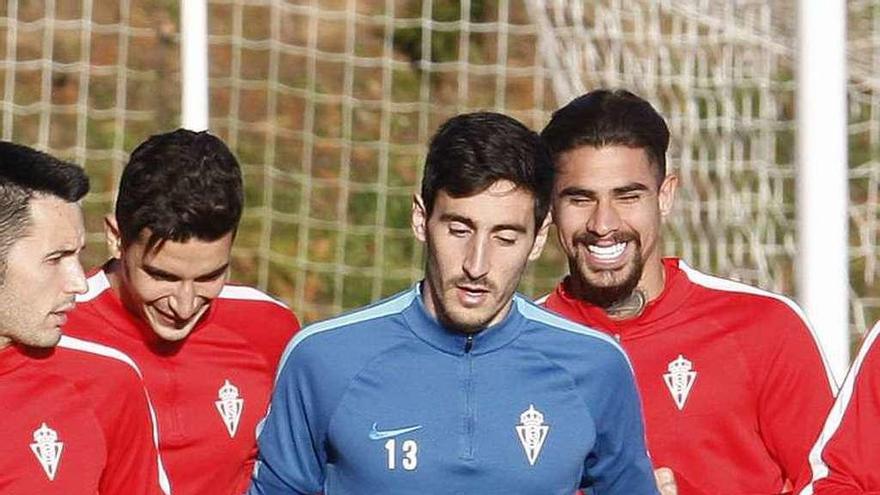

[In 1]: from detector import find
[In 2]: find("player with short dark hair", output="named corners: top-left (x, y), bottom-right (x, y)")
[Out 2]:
top-left (114, 128), bottom-right (244, 253)
top-left (541, 89), bottom-right (837, 494)
top-left (0, 141), bottom-right (167, 494)
top-left (419, 111), bottom-right (554, 234)
top-left (250, 112), bottom-right (657, 494)
top-left (64, 129), bottom-right (301, 494)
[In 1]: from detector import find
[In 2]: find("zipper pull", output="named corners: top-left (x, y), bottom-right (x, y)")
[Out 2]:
top-left (464, 333), bottom-right (474, 353)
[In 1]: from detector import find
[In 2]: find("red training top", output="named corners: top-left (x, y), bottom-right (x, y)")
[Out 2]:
top-left (0, 335), bottom-right (167, 494)
top-left (802, 321), bottom-right (880, 494)
top-left (544, 258), bottom-right (836, 495)
top-left (64, 267), bottom-right (300, 495)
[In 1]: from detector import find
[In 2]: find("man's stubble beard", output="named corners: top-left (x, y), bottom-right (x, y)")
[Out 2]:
top-left (567, 235), bottom-right (644, 311)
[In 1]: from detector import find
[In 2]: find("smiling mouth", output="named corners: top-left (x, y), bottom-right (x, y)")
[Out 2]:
top-left (151, 308), bottom-right (190, 328)
top-left (587, 241), bottom-right (627, 260)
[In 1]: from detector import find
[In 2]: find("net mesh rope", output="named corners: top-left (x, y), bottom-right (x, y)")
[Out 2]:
top-left (531, 0), bottom-right (800, 306)
top-left (204, 0), bottom-right (560, 321)
top-left (0, 0), bottom-right (878, 334)
top-left (0, 0), bottom-right (179, 252)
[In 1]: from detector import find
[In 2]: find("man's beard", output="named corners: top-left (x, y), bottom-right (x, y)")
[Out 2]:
top-left (567, 232), bottom-right (644, 309)
top-left (433, 276), bottom-right (497, 334)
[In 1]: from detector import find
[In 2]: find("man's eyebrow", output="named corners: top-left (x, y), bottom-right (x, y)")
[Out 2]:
top-left (438, 213), bottom-right (526, 234)
top-left (558, 186), bottom-right (595, 198)
top-left (438, 213), bottom-right (476, 229)
top-left (142, 263), bottom-right (229, 280)
top-left (45, 247), bottom-right (81, 259)
top-left (196, 264), bottom-right (230, 280)
top-left (142, 264), bottom-right (179, 279)
top-left (613, 183), bottom-right (651, 194)
top-left (491, 223), bottom-right (528, 234)
top-left (558, 182), bottom-right (651, 197)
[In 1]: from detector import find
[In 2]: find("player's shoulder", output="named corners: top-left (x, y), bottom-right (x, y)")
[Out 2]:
top-left (289, 289), bottom-right (415, 351)
top-left (215, 283), bottom-right (301, 337)
top-left (218, 283), bottom-right (293, 313)
top-left (76, 268), bottom-right (114, 305)
top-left (845, 322), bottom-right (880, 383)
top-left (51, 336), bottom-right (145, 389)
top-left (514, 295), bottom-right (632, 369)
top-left (861, 322), bottom-right (880, 356)
top-left (677, 259), bottom-right (808, 322)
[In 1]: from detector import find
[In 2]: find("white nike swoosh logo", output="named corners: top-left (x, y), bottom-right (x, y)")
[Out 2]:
top-left (368, 423), bottom-right (423, 440)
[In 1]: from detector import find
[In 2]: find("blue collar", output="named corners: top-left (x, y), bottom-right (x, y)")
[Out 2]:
top-left (402, 282), bottom-right (526, 356)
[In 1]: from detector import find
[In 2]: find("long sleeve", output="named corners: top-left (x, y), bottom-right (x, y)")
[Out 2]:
top-left (581, 350), bottom-right (658, 495)
top-left (97, 369), bottom-right (167, 495)
top-left (802, 323), bottom-right (880, 495)
top-left (250, 344), bottom-right (325, 495)
top-left (753, 304), bottom-right (836, 492)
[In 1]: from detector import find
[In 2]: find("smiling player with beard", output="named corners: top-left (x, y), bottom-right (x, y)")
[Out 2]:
top-left (541, 89), bottom-right (838, 494)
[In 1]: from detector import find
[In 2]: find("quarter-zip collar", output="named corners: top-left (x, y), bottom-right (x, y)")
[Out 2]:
top-left (403, 281), bottom-right (526, 356)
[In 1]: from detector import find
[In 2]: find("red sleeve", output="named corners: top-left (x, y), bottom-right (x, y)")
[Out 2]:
top-left (263, 306), bottom-right (300, 369)
top-left (807, 323), bottom-right (880, 494)
top-left (215, 294), bottom-right (301, 370)
top-left (95, 366), bottom-right (166, 495)
top-left (753, 302), bottom-right (836, 492)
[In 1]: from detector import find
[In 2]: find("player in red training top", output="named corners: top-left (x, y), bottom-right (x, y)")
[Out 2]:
top-left (0, 141), bottom-right (167, 494)
top-left (64, 129), bottom-right (301, 495)
top-left (801, 321), bottom-right (880, 494)
top-left (540, 89), bottom-right (837, 494)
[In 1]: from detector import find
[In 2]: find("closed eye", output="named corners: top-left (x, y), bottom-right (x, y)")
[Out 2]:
top-left (448, 222), bottom-right (471, 237)
top-left (617, 194), bottom-right (641, 203)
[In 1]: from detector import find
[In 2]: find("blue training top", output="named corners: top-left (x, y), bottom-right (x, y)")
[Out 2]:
top-left (250, 284), bottom-right (658, 495)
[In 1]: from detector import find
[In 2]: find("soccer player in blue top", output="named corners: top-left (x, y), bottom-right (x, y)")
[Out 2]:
top-left (250, 112), bottom-right (658, 494)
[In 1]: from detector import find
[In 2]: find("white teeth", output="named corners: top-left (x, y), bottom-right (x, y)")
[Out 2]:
top-left (587, 242), bottom-right (626, 260)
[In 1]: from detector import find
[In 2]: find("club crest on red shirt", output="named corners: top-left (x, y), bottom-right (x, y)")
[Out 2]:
top-left (30, 422), bottom-right (64, 480)
top-left (663, 355), bottom-right (697, 410)
top-left (215, 379), bottom-right (244, 438)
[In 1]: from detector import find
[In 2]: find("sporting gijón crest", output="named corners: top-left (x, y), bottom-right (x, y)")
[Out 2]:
top-left (215, 379), bottom-right (244, 438)
top-left (30, 422), bottom-right (63, 481)
top-left (663, 355), bottom-right (697, 410)
top-left (515, 404), bottom-right (549, 466)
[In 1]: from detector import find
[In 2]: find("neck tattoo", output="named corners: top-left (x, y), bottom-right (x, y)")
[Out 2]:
top-left (604, 289), bottom-right (647, 320)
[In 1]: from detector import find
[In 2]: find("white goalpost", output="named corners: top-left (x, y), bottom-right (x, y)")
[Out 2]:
top-left (796, 0), bottom-right (849, 382)
top-left (181, 0), bottom-right (209, 131)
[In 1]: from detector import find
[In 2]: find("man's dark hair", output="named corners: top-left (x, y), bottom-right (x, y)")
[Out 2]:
top-left (115, 129), bottom-right (243, 251)
top-left (0, 141), bottom-right (89, 281)
top-left (540, 89), bottom-right (670, 183)
top-left (421, 112), bottom-right (554, 230)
